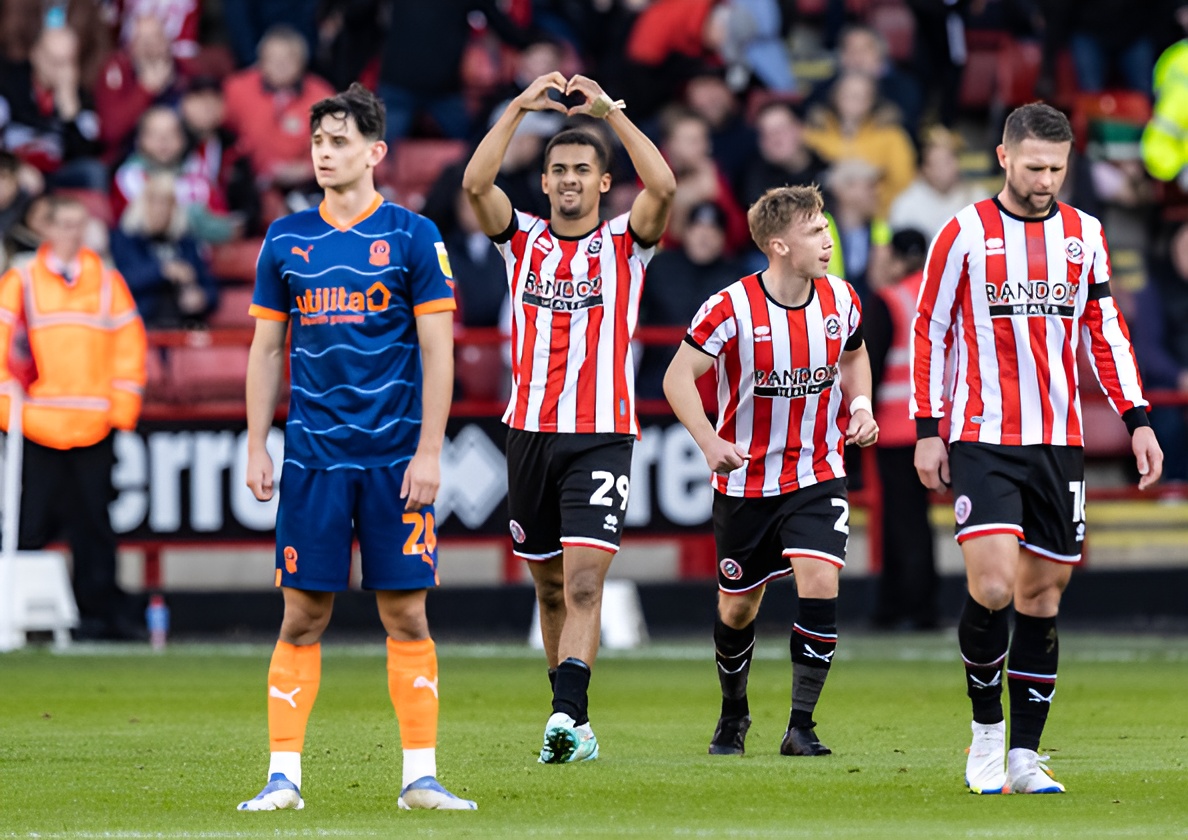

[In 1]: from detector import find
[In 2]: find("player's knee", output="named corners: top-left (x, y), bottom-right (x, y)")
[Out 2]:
top-left (970, 577), bottom-right (1014, 611)
top-left (535, 576), bottom-right (566, 613)
top-left (718, 598), bottom-right (758, 628)
top-left (565, 570), bottom-right (605, 611)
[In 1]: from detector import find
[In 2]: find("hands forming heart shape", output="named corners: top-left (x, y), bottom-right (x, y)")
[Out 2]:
top-left (519, 72), bottom-right (620, 119)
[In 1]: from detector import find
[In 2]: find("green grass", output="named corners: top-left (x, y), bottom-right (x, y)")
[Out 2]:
top-left (2, 635), bottom-right (1187, 838)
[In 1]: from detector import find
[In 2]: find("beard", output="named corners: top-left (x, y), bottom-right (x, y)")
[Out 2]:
top-left (1006, 178), bottom-right (1055, 216)
top-left (556, 195), bottom-right (584, 219)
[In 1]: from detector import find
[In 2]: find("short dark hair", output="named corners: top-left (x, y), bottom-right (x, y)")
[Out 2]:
top-left (310, 82), bottom-right (386, 142)
top-left (1003, 102), bottom-right (1073, 147)
top-left (0, 150), bottom-right (19, 174)
top-left (543, 129), bottom-right (610, 173)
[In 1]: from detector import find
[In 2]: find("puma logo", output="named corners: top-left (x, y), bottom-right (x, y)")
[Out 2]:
top-left (291, 245), bottom-right (313, 262)
top-left (413, 675), bottom-right (438, 699)
top-left (970, 672), bottom-right (1002, 689)
top-left (269, 685), bottom-right (301, 708)
top-left (1028, 687), bottom-right (1055, 704)
top-left (803, 645), bottom-right (835, 663)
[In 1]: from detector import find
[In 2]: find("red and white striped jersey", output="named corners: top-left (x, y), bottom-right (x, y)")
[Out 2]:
top-left (911, 198), bottom-right (1146, 446)
top-left (495, 210), bottom-right (654, 434)
top-left (687, 272), bottom-right (864, 498)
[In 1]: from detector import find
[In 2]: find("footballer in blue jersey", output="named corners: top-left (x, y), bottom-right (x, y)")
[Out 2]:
top-left (238, 83), bottom-right (476, 814)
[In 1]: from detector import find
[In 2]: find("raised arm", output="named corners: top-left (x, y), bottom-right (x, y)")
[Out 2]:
top-left (564, 75), bottom-right (676, 245)
top-left (462, 72), bottom-right (568, 236)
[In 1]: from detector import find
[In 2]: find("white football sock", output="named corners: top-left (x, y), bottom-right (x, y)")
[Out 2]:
top-left (268, 751), bottom-right (301, 789)
top-left (402, 748), bottom-right (436, 789)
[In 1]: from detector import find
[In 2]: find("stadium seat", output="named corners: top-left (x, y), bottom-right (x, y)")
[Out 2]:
top-left (54, 188), bottom-right (112, 227)
top-left (166, 345), bottom-right (251, 403)
top-left (959, 32), bottom-right (1004, 111)
top-left (869, 2), bottom-right (915, 63)
top-left (995, 38), bottom-right (1043, 110)
top-left (207, 286), bottom-right (256, 329)
top-left (209, 238), bottom-right (263, 283)
top-left (143, 347), bottom-right (169, 403)
top-left (455, 343), bottom-right (508, 403)
top-left (382, 140), bottom-right (468, 212)
top-left (1071, 90), bottom-right (1152, 154)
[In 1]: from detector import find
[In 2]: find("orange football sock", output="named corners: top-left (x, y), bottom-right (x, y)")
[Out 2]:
top-left (387, 637), bottom-right (438, 750)
top-left (267, 641), bottom-right (321, 753)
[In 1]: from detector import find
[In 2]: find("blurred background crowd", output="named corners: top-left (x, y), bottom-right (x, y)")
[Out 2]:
top-left (2, 0), bottom-right (1187, 478)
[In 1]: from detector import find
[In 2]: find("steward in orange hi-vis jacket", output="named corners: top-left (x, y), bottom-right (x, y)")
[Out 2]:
top-left (0, 197), bottom-right (147, 640)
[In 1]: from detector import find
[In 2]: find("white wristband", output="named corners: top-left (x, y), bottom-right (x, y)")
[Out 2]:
top-left (849, 396), bottom-right (873, 415)
top-left (588, 93), bottom-right (626, 119)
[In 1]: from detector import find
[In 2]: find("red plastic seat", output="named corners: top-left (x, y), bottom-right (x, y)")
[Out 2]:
top-left (209, 238), bottom-right (264, 283)
top-left (207, 286), bottom-right (256, 329)
top-left (870, 2), bottom-right (915, 63)
top-left (455, 343), bottom-right (508, 403)
top-left (382, 140), bottom-right (468, 212)
top-left (166, 345), bottom-right (250, 403)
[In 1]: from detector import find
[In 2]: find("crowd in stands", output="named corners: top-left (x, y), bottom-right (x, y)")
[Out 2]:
top-left (1, 0), bottom-right (1187, 477)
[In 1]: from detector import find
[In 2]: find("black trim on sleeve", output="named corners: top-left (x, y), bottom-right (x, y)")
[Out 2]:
top-left (683, 334), bottom-right (717, 357)
top-left (490, 213), bottom-right (517, 245)
top-left (627, 221), bottom-right (660, 250)
top-left (916, 417), bottom-right (942, 440)
top-left (1088, 280), bottom-right (1112, 301)
top-left (844, 323), bottom-right (864, 352)
top-left (1122, 406), bottom-right (1151, 435)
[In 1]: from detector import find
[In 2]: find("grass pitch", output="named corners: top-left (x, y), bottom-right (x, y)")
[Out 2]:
top-left (1, 634), bottom-right (1186, 839)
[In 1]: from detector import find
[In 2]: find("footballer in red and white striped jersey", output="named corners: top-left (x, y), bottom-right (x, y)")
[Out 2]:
top-left (493, 209), bottom-right (653, 436)
top-left (911, 197), bottom-right (1147, 446)
top-left (686, 271), bottom-right (864, 498)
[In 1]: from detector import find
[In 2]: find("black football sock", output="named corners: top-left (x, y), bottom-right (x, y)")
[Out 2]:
top-left (714, 617), bottom-right (755, 719)
top-left (552, 657), bottom-right (592, 725)
top-left (547, 667), bottom-right (557, 692)
top-left (958, 594), bottom-right (1010, 725)
top-left (789, 597), bottom-right (838, 730)
top-left (1007, 612), bottom-right (1059, 751)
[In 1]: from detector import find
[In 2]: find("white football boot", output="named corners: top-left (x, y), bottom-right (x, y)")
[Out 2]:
top-left (237, 773), bottom-right (304, 811)
top-left (965, 720), bottom-right (1007, 794)
top-left (1007, 748), bottom-right (1066, 794)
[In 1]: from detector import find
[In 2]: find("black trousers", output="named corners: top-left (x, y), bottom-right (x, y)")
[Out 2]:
top-left (874, 445), bottom-right (939, 627)
top-left (16, 433), bottom-right (124, 624)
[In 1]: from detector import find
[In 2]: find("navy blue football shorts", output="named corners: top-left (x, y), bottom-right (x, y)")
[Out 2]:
top-left (274, 461), bottom-right (439, 592)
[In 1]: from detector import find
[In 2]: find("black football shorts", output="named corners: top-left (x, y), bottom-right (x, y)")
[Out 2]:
top-left (948, 442), bottom-right (1086, 563)
top-left (712, 478), bottom-right (850, 594)
top-left (505, 428), bottom-right (635, 559)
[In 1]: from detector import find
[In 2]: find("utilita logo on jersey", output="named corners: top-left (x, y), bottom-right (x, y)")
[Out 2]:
top-left (521, 270), bottom-right (604, 312)
top-left (295, 281), bottom-right (392, 326)
top-left (984, 279), bottom-right (1077, 318)
top-left (753, 363), bottom-right (839, 398)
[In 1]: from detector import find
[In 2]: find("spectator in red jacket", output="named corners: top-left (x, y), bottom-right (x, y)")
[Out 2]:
top-left (94, 13), bottom-right (182, 164)
top-left (659, 106), bottom-right (750, 256)
top-left (222, 24), bottom-right (333, 194)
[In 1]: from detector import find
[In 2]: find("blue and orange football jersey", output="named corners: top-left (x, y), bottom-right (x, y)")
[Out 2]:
top-left (250, 194), bottom-right (456, 470)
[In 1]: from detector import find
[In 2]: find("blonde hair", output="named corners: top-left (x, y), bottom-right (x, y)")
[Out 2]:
top-left (747, 185), bottom-right (824, 253)
top-left (120, 172), bottom-right (187, 239)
